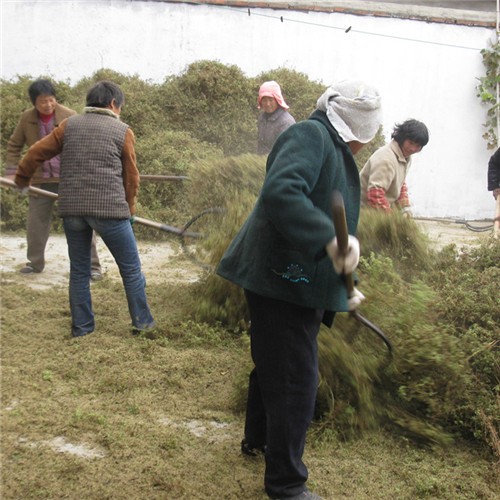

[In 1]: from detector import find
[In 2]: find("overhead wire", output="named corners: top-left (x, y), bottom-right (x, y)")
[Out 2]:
top-left (192, 2), bottom-right (488, 52)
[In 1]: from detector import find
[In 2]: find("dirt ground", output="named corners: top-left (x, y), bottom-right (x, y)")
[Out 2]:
top-left (0, 218), bottom-right (494, 291)
top-left (0, 232), bottom-right (202, 291)
top-left (413, 218), bottom-right (493, 250)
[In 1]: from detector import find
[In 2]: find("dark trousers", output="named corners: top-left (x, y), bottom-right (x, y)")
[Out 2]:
top-left (244, 290), bottom-right (324, 499)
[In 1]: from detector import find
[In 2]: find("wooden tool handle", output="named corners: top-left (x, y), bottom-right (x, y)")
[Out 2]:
top-left (0, 177), bottom-right (58, 199)
top-left (331, 191), bottom-right (355, 296)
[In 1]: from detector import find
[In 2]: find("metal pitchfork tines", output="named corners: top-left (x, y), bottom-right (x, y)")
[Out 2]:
top-left (331, 190), bottom-right (393, 358)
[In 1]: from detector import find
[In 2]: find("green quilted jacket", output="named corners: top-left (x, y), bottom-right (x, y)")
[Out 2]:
top-left (217, 110), bottom-right (360, 317)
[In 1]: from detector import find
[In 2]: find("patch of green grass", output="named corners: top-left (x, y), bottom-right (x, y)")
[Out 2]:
top-left (2, 260), bottom-right (499, 499)
top-left (1, 270), bottom-right (497, 500)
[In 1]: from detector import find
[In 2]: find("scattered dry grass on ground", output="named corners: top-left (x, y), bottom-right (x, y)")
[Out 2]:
top-left (1, 237), bottom-right (499, 499)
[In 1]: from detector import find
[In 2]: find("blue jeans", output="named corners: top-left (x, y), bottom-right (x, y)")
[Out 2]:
top-left (63, 216), bottom-right (155, 337)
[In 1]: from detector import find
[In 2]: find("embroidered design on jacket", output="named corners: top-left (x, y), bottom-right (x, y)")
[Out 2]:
top-left (271, 263), bottom-right (310, 283)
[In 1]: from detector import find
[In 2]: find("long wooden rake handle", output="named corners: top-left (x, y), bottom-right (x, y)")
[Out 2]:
top-left (0, 177), bottom-right (200, 238)
top-left (1, 176), bottom-right (58, 199)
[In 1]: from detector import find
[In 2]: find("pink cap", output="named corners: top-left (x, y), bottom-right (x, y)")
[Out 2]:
top-left (258, 81), bottom-right (289, 109)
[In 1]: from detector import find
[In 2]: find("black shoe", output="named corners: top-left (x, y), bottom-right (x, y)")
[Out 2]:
top-left (274, 488), bottom-right (322, 500)
top-left (241, 438), bottom-right (266, 457)
top-left (131, 322), bottom-right (158, 338)
top-left (72, 330), bottom-right (94, 338)
top-left (20, 265), bottom-right (42, 274)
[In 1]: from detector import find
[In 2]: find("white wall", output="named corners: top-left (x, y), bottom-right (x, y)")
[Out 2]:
top-left (1, 0), bottom-right (496, 219)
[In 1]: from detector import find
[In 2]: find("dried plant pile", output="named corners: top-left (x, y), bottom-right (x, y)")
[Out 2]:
top-left (185, 156), bottom-right (499, 458)
top-left (1, 65), bottom-right (498, 498)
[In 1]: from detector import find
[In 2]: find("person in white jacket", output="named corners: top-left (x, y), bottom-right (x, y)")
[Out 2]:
top-left (360, 119), bottom-right (429, 213)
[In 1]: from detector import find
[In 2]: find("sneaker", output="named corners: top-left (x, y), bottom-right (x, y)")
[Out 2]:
top-left (72, 330), bottom-right (94, 338)
top-left (241, 438), bottom-right (266, 457)
top-left (131, 322), bottom-right (158, 338)
top-left (274, 489), bottom-right (322, 500)
top-left (20, 265), bottom-right (41, 274)
top-left (91, 271), bottom-right (103, 281)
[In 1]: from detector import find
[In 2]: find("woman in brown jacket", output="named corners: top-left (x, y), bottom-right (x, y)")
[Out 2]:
top-left (5, 79), bottom-right (102, 277)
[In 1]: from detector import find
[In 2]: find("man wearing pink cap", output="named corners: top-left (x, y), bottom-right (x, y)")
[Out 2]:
top-left (257, 81), bottom-right (296, 155)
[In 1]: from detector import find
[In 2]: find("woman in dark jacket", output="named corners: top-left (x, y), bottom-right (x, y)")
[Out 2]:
top-left (218, 80), bottom-right (382, 500)
top-left (488, 147), bottom-right (500, 200)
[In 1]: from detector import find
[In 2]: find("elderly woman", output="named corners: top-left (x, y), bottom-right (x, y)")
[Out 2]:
top-left (218, 81), bottom-right (382, 500)
top-left (257, 80), bottom-right (296, 155)
top-left (5, 79), bottom-right (103, 279)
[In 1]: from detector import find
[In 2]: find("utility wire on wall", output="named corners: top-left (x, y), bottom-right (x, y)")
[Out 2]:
top-left (200, 2), bottom-right (488, 52)
top-left (243, 6), bottom-right (483, 51)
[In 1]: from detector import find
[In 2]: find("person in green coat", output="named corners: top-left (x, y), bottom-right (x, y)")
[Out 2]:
top-left (217, 80), bottom-right (382, 500)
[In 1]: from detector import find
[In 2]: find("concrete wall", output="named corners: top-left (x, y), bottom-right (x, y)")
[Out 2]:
top-left (1, 0), bottom-right (497, 219)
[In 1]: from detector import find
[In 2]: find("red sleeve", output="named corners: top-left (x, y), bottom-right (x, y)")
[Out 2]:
top-left (395, 182), bottom-right (410, 209)
top-left (366, 187), bottom-right (391, 212)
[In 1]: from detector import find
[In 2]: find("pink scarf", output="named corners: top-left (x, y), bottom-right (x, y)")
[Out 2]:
top-left (258, 81), bottom-right (289, 109)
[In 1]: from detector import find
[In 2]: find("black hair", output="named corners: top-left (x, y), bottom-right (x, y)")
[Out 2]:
top-left (86, 80), bottom-right (125, 109)
top-left (391, 119), bottom-right (429, 148)
top-left (28, 79), bottom-right (56, 104)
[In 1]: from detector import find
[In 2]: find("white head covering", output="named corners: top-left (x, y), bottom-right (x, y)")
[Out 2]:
top-left (316, 80), bottom-right (382, 143)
